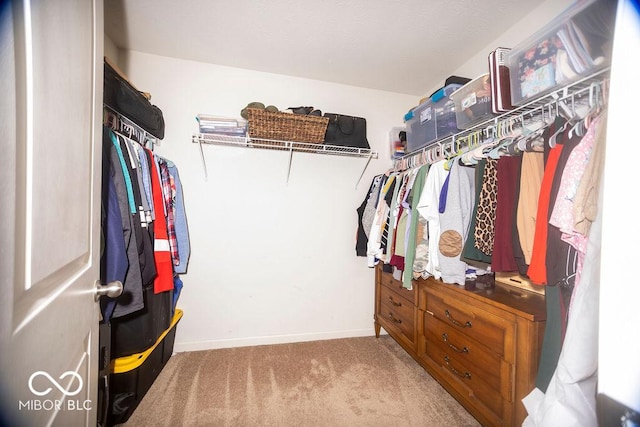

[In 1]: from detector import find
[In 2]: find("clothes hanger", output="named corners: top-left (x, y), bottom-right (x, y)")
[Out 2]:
top-left (483, 134), bottom-right (512, 159)
top-left (468, 138), bottom-right (497, 162)
top-left (429, 144), bottom-right (442, 164)
top-left (547, 96), bottom-right (575, 148)
top-left (516, 124), bottom-right (545, 151)
top-left (443, 144), bottom-right (456, 171)
top-left (584, 81), bottom-right (605, 130)
top-left (565, 82), bottom-right (602, 140)
top-left (458, 130), bottom-right (487, 165)
top-left (459, 138), bottom-right (476, 165)
top-left (548, 118), bottom-right (569, 148)
top-left (524, 133), bottom-right (545, 152)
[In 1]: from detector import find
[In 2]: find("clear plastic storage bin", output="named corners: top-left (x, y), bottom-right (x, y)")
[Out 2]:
top-left (197, 114), bottom-right (248, 136)
top-left (449, 74), bottom-right (495, 130)
top-left (405, 83), bottom-right (462, 153)
top-left (433, 84), bottom-right (462, 140)
top-left (506, 0), bottom-right (615, 106)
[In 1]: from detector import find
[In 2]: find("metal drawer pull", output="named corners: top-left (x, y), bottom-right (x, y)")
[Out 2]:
top-left (444, 356), bottom-right (471, 380)
top-left (388, 313), bottom-right (402, 324)
top-left (442, 333), bottom-right (469, 354)
top-left (444, 309), bottom-right (472, 328)
top-left (388, 296), bottom-right (402, 307)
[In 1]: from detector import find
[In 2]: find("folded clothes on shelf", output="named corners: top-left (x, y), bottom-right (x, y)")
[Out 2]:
top-left (196, 114), bottom-right (247, 136)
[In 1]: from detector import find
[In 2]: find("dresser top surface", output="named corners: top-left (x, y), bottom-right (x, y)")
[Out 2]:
top-left (421, 276), bottom-right (546, 322)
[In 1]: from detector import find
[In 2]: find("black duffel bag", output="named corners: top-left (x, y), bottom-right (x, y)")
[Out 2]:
top-left (104, 61), bottom-right (165, 139)
top-left (323, 113), bottom-right (370, 149)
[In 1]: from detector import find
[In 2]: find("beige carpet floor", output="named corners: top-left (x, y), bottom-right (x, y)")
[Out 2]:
top-left (121, 335), bottom-right (480, 427)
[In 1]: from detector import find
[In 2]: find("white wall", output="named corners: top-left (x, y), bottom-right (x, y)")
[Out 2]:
top-left (120, 51), bottom-right (416, 351)
top-left (104, 34), bottom-right (119, 64)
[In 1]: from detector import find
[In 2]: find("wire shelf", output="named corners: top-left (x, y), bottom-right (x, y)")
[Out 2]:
top-left (192, 133), bottom-right (378, 187)
top-left (192, 133), bottom-right (377, 158)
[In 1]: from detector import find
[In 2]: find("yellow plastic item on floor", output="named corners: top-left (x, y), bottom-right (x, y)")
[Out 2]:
top-left (111, 309), bottom-right (183, 374)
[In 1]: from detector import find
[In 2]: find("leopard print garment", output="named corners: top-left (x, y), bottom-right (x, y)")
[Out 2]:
top-left (474, 158), bottom-right (498, 256)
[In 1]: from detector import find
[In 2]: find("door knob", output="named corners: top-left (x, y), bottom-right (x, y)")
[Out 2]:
top-left (94, 280), bottom-right (123, 302)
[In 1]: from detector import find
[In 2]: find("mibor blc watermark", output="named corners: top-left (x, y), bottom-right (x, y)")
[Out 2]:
top-left (18, 371), bottom-right (92, 411)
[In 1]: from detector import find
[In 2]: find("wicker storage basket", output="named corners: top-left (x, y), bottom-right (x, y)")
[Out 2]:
top-left (247, 108), bottom-right (329, 145)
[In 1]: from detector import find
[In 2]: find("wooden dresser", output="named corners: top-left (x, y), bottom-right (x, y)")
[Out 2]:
top-left (374, 264), bottom-right (546, 427)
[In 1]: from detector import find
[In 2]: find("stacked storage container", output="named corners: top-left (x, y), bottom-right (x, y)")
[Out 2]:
top-left (449, 74), bottom-right (496, 130)
top-left (506, 0), bottom-right (616, 106)
top-left (405, 83), bottom-right (462, 154)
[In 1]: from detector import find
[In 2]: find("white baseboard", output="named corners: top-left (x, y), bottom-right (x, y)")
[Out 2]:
top-left (173, 328), bottom-right (382, 353)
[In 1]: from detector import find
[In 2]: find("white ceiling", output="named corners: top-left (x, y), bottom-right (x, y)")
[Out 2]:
top-left (105, 0), bottom-right (541, 96)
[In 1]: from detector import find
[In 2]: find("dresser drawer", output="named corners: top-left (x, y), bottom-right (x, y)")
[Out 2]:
top-left (424, 313), bottom-right (513, 401)
top-left (424, 340), bottom-right (510, 424)
top-left (379, 269), bottom-right (417, 305)
top-left (424, 285), bottom-right (516, 363)
top-left (378, 285), bottom-right (416, 349)
top-left (379, 285), bottom-right (415, 333)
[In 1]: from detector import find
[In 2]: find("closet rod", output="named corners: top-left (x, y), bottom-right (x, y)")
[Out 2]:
top-left (103, 104), bottom-right (158, 150)
top-left (394, 67), bottom-right (610, 171)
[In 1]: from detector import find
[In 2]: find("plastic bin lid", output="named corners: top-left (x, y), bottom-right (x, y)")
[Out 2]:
top-left (431, 83), bottom-right (463, 103)
top-left (404, 109), bottom-right (414, 122)
top-left (111, 309), bottom-right (183, 374)
top-left (449, 73), bottom-right (491, 101)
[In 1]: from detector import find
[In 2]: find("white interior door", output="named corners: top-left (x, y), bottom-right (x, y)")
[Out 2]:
top-left (0, 0), bottom-right (104, 426)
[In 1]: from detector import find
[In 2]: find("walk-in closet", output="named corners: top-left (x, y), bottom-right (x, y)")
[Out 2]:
top-left (1, 0), bottom-right (638, 426)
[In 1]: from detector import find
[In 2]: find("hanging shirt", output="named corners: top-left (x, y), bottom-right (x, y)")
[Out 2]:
top-left (159, 160), bottom-right (179, 266)
top-left (168, 163), bottom-right (190, 274)
top-left (390, 169), bottom-right (418, 271)
top-left (385, 172), bottom-right (406, 264)
top-left (474, 158), bottom-right (498, 256)
top-left (136, 143), bottom-right (155, 222)
top-left (462, 159), bottom-right (492, 264)
top-left (109, 131), bottom-right (136, 214)
top-left (403, 164), bottom-right (429, 289)
top-left (380, 176), bottom-right (399, 263)
top-left (517, 151), bottom-right (545, 265)
top-left (417, 160), bottom-right (448, 280)
top-left (550, 114), bottom-right (603, 257)
top-left (103, 128), bottom-right (144, 319)
top-left (572, 112), bottom-right (607, 237)
top-left (100, 159), bottom-right (129, 322)
top-left (118, 135), bottom-right (157, 287)
top-left (367, 174), bottom-right (394, 266)
top-left (528, 144), bottom-right (564, 285)
top-left (356, 176), bottom-right (380, 257)
top-left (491, 155), bottom-right (522, 272)
top-left (169, 163), bottom-right (191, 274)
top-left (123, 137), bottom-right (152, 227)
top-left (362, 175), bottom-right (384, 240)
top-left (438, 160), bottom-right (476, 285)
top-left (147, 148), bottom-right (174, 294)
